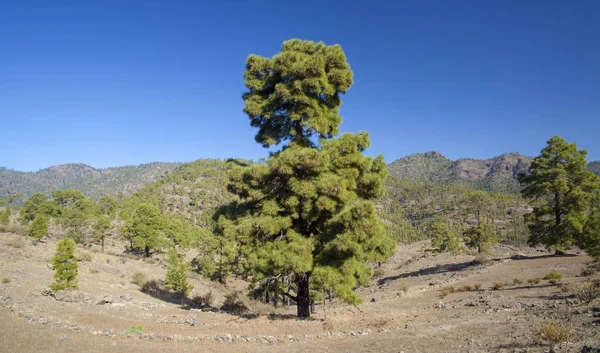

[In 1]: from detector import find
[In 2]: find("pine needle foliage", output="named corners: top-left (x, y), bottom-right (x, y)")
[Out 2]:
top-left (518, 136), bottom-right (600, 253)
top-left (164, 248), bottom-right (194, 297)
top-left (50, 238), bottom-right (78, 291)
top-left (29, 214), bottom-right (48, 240)
top-left (218, 39), bottom-right (394, 318)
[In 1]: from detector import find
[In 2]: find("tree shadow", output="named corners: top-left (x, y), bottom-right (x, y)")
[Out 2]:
top-left (379, 259), bottom-right (500, 285)
top-left (509, 253), bottom-right (578, 261)
top-left (139, 283), bottom-right (219, 311)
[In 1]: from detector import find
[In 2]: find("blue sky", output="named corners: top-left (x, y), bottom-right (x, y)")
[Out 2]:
top-left (1, 0), bottom-right (599, 171)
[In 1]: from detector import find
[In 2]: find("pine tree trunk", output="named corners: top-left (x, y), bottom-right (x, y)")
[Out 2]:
top-left (145, 245), bottom-right (150, 258)
top-left (296, 274), bottom-right (310, 318)
top-left (101, 238), bottom-right (104, 252)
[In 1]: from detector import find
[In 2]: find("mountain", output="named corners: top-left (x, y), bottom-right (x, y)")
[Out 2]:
top-left (0, 162), bottom-right (182, 204)
top-left (589, 161), bottom-right (600, 176)
top-left (388, 152), bottom-right (532, 194)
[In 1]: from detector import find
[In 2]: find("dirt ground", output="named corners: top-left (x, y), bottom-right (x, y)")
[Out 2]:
top-left (0, 232), bottom-right (598, 353)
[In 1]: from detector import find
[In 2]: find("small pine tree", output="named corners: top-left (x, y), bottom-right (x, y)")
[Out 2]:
top-left (92, 216), bottom-right (112, 251)
top-left (0, 207), bottom-right (10, 226)
top-left (29, 214), bottom-right (48, 240)
top-left (430, 221), bottom-right (460, 252)
top-left (50, 238), bottom-right (78, 291)
top-left (462, 223), bottom-right (498, 254)
top-left (164, 249), bottom-right (193, 300)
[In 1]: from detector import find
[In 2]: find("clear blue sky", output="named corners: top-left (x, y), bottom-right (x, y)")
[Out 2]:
top-left (1, 0), bottom-right (599, 171)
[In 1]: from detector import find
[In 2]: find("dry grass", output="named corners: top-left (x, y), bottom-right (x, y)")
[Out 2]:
top-left (89, 268), bottom-right (100, 274)
top-left (580, 266), bottom-right (596, 277)
top-left (573, 281), bottom-right (600, 303)
top-left (2, 277), bottom-right (10, 284)
top-left (473, 254), bottom-right (488, 265)
top-left (5, 236), bottom-right (25, 248)
top-left (513, 278), bottom-right (523, 285)
top-left (76, 250), bottom-right (93, 262)
top-left (396, 280), bottom-right (410, 293)
top-left (473, 283), bottom-right (482, 290)
top-left (491, 282), bottom-right (506, 290)
top-left (543, 270), bottom-right (562, 280)
top-left (372, 267), bottom-right (385, 279)
top-left (192, 290), bottom-right (214, 307)
top-left (131, 272), bottom-right (148, 287)
top-left (322, 321), bottom-right (335, 332)
top-left (527, 277), bottom-right (541, 284)
top-left (141, 279), bottom-right (161, 295)
top-left (5, 224), bottom-right (28, 236)
top-left (539, 322), bottom-right (578, 344)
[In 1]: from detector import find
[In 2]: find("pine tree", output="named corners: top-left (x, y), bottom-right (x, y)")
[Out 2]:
top-left (164, 248), bottom-right (193, 299)
top-left (50, 238), bottom-right (78, 291)
top-left (430, 221), bottom-right (460, 252)
top-left (518, 136), bottom-right (598, 253)
top-left (29, 214), bottom-right (48, 240)
top-left (0, 207), bottom-right (10, 226)
top-left (92, 216), bottom-right (112, 251)
top-left (218, 39), bottom-right (394, 318)
top-left (121, 203), bottom-right (169, 257)
top-left (462, 223), bottom-right (497, 254)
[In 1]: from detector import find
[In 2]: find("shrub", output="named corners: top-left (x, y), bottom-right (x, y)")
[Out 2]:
top-left (548, 278), bottom-right (560, 285)
top-left (539, 322), bottom-right (578, 344)
top-left (580, 266), bottom-right (596, 277)
top-left (5, 236), bottom-right (24, 248)
top-left (29, 215), bottom-right (48, 240)
top-left (141, 279), bottom-right (161, 295)
top-left (439, 286), bottom-right (456, 298)
top-left (396, 280), bottom-right (410, 293)
top-left (574, 281), bottom-right (600, 304)
top-left (2, 277), bottom-right (10, 284)
top-left (492, 282), bottom-right (506, 290)
top-left (513, 278), bottom-right (523, 285)
top-left (76, 250), bottom-right (93, 262)
top-left (131, 272), bottom-right (148, 287)
top-left (221, 292), bottom-right (249, 315)
top-left (543, 270), bottom-right (562, 280)
top-left (322, 321), bottom-right (335, 332)
top-left (473, 254), bottom-right (488, 265)
top-left (461, 285), bottom-right (473, 292)
top-left (193, 290), bottom-right (214, 307)
top-left (6, 224), bottom-right (28, 236)
top-left (473, 283), bottom-right (482, 290)
top-left (50, 238), bottom-right (78, 291)
top-left (129, 324), bottom-right (144, 334)
top-left (527, 277), bottom-right (541, 284)
top-left (372, 267), bottom-right (385, 279)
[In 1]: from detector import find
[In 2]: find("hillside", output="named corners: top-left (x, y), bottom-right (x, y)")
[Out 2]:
top-left (589, 161), bottom-right (600, 176)
top-left (0, 162), bottom-right (182, 204)
top-left (388, 152), bottom-right (532, 194)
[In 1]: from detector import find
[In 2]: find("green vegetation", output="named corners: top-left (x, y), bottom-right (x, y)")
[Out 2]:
top-left (462, 223), bottom-right (498, 254)
top-left (50, 238), bottom-right (78, 291)
top-left (121, 203), bottom-right (169, 257)
top-left (0, 162), bottom-right (181, 205)
top-left (430, 221), bottom-right (460, 252)
top-left (218, 39), bottom-right (394, 318)
top-left (29, 214), bottom-right (48, 240)
top-left (164, 249), bottom-right (194, 299)
top-left (129, 324), bottom-right (144, 334)
top-left (543, 270), bottom-right (563, 280)
top-left (92, 216), bottom-right (112, 251)
top-left (519, 136), bottom-right (600, 255)
top-left (0, 207), bottom-right (9, 226)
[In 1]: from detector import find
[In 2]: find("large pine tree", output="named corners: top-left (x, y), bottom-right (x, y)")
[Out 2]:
top-left (217, 39), bottom-right (395, 318)
top-left (518, 136), bottom-right (599, 253)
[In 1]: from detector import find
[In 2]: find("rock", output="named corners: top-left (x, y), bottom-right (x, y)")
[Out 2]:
top-left (434, 302), bottom-right (446, 309)
top-left (581, 345), bottom-right (600, 353)
top-left (109, 303), bottom-right (126, 311)
top-left (96, 296), bottom-right (113, 305)
top-left (120, 294), bottom-right (133, 302)
top-left (54, 290), bottom-right (92, 304)
top-left (370, 297), bottom-right (376, 302)
top-left (190, 318), bottom-right (204, 326)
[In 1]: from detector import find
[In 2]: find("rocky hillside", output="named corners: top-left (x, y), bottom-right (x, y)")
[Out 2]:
top-left (0, 162), bottom-right (182, 204)
top-left (589, 161), bottom-right (600, 176)
top-left (388, 152), bottom-right (532, 194)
